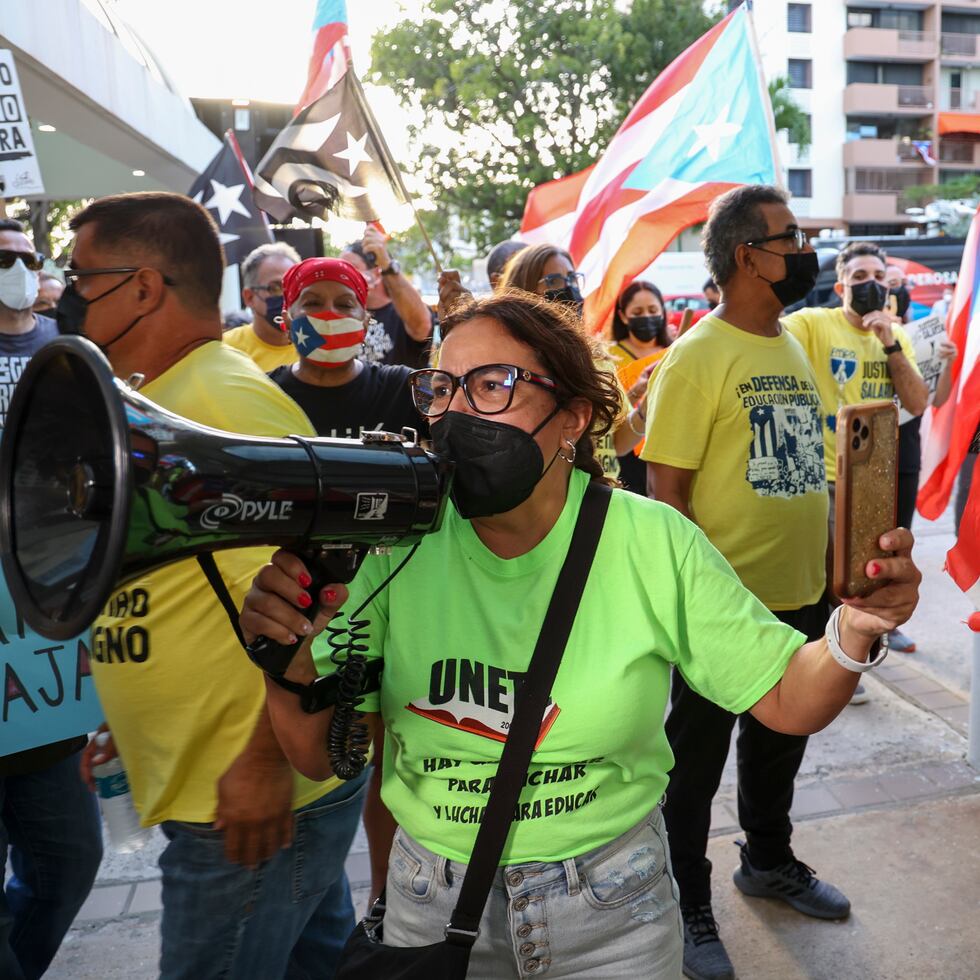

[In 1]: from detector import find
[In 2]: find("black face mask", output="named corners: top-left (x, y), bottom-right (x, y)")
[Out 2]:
top-left (627, 314), bottom-right (666, 344)
top-left (56, 276), bottom-right (144, 354)
top-left (545, 284), bottom-right (584, 316)
top-left (849, 280), bottom-right (889, 317)
top-left (761, 251), bottom-right (819, 307)
top-left (264, 294), bottom-right (285, 326)
top-left (889, 285), bottom-right (911, 318)
top-left (431, 407), bottom-right (562, 519)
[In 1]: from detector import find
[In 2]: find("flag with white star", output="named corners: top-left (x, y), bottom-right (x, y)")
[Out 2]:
top-left (253, 70), bottom-right (407, 225)
top-left (189, 131), bottom-right (273, 265)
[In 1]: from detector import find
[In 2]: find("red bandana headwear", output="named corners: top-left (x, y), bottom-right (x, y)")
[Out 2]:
top-left (282, 257), bottom-right (369, 310)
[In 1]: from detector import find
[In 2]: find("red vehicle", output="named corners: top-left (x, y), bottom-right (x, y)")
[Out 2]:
top-left (663, 294), bottom-right (711, 336)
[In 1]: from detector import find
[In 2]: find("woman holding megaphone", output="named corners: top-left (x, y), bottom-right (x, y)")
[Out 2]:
top-left (240, 290), bottom-right (921, 980)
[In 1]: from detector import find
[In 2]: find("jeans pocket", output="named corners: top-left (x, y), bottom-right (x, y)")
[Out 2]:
top-left (291, 781), bottom-right (367, 904)
top-left (581, 815), bottom-right (672, 917)
top-left (387, 832), bottom-right (436, 905)
top-left (161, 820), bottom-right (223, 843)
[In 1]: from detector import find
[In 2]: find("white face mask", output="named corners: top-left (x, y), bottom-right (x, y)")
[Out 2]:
top-left (0, 259), bottom-right (40, 311)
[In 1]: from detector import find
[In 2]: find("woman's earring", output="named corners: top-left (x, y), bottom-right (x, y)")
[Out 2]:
top-left (557, 438), bottom-right (577, 464)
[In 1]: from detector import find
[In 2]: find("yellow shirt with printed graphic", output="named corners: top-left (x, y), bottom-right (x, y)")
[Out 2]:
top-left (781, 306), bottom-right (919, 482)
top-left (89, 342), bottom-right (341, 826)
top-left (641, 315), bottom-right (828, 610)
top-left (224, 323), bottom-right (298, 373)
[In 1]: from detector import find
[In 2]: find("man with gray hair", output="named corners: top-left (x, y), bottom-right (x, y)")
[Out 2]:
top-left (224, 241), bottom-right (301, 372)
top-left (642, 185), bottom-right (848, 980)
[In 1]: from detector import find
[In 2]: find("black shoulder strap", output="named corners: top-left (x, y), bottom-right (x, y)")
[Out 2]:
top-left (196, 553), bottom-right (247, 650)
top-left (445, 481), bottom-right (613, 946)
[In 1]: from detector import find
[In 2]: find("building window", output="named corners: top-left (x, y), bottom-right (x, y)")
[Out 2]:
top-left (788, 170), bottom-right (813, 198)
top-left (848, 11), bottom-right (873, 29)
top-left (788, 59), bottom-right (812, 89)
top-left (788, 4), bottom-right (811, 33)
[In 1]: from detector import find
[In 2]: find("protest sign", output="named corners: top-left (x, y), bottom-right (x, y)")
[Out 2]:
top-left (0, 50), bottom-right (44, 198)
top-left (899, 314), bottom-right (946, 425)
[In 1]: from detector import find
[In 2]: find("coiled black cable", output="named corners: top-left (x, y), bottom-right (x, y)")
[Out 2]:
top-left (324, 543), bottom-right (421, 779)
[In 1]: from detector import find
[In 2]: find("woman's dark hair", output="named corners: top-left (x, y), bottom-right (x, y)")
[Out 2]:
top-left (612, 280), bottom-right (668, 344)
top-left (438, 290), bottom-right (622, 485)
top-left (497, 243), bottom-right (574, 295)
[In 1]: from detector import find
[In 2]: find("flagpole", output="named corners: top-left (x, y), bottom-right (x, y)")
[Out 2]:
top-left (744, 2), bottom-right (785, 190)
top-left (347, 72), bottom-right (444, 275)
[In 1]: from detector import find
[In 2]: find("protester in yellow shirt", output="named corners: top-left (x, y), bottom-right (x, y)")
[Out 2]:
top-left (67, 192), bottom-right (366, 980)
top-left (223, 241), bottom-right (300, 372)
top-left (782, 242), bottom-right (928, 485)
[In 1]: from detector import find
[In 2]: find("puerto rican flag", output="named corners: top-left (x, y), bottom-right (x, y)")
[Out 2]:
top-left (520, 3), bottom-right (779, 333)
top-left (916, 207), bottom-right (980, 522)
top-left (295, 0), bottom-right (351, 113)
top-left (947, 454), bottom-right (980, 621)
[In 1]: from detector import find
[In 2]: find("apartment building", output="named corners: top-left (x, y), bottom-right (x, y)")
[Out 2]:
top-left (746, 0), bottom-right (980, 235)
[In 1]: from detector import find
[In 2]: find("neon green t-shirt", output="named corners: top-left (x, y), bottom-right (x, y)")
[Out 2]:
top-left (313, 468), bottom-right (803, 864)
top-left (641, 315), bottom-right (828, 610)
top-left (781, 306), bottom-right (919, 482)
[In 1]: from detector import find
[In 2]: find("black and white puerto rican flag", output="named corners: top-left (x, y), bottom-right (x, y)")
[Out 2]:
top-left (189, 132), bottom-right (273, 265)
top-left (253, 71), bottom-right (407, 224)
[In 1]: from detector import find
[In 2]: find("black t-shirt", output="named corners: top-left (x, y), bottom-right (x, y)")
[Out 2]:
top-left (361, 302), bottom-right (435, 370)
top-left (268, 361), bottom-right (425, 439)
top-left (0, 315), bottom-right (88, 776)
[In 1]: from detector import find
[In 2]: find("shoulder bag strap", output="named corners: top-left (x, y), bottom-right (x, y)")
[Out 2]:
top-left (445, 481), bottom-right (613, 946)
top-left (196, 553), bottom-right (248, 649)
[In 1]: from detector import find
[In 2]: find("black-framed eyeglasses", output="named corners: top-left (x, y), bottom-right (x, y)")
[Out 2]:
top-left (744, 229), bottom-right (808, 253)
top-left (251, 281), bottom-right (284, 296)
top-left (408, 363), bottom-right (558, 418)
top-left (64, 266), bottom-right (177, 287)
top-left (537, 272), bottom-right (585, 292)
top-left (0, 249), bottom-right (44, 272)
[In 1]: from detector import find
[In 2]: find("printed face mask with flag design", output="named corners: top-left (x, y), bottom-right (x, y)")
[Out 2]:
top-left (289, 310), bottom-right (366, 367)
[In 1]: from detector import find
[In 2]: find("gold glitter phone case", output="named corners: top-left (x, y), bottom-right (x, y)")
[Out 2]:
top-left (834, 402), bottom-right (898, 599)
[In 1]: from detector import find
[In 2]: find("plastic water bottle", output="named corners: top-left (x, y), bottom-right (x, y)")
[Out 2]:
top-left (92, 733), bottom-right (151, 853)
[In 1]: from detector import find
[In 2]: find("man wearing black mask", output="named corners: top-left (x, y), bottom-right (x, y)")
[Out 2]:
top-left (642, 186), bottom-right (844, 980)
top-left (224, 242), bottom-right (301, 372)
top-left (783, 244), bottom-right (927, 703)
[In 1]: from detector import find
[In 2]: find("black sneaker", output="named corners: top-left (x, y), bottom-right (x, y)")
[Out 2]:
top-left (732, 840), bottom-right (850, 920)
top-left (680, 904), bottom-right (735, 980)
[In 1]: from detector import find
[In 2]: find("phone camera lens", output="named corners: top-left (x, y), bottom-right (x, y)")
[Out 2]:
top-left (852, 418), bottom-right (862, 432)
top-left (860, 425), bottom-right (870, 440)
top-left (852, 436), bottom-right (861, 450)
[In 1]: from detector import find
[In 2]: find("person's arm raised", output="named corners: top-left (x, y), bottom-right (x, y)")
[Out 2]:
top-left (750, 528), bottom-right (920, 735)
top-left (240, 552), bottom-right (379, 781)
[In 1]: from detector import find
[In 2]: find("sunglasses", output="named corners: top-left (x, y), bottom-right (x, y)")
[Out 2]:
top-left (0, 249), bottom-right (44, 272)
top-left (63, 266), bottom-right (177, 287)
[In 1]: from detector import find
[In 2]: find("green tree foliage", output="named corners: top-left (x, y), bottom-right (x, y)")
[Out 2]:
top-left (768, 76), bottom-right (811, 153)
top-left (371, 0), bottom-right (721, 253)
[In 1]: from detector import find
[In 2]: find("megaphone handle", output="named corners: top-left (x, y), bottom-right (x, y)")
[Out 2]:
top-left (245, 546), bottom-right (368, 678)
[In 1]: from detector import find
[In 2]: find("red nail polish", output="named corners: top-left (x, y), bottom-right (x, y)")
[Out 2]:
top-left (297, 592), bottom-right (312, 608)
top-left (298, 572), bottom-right (312, 588)
top-left (323, 588), bottom-right (338, 603)
top-left (869, 562), bottom-right (881, 577)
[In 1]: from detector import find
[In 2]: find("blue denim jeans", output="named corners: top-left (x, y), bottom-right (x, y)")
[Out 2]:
top-left (158, 768), bottom-right (368, 980)
top-left (0, 749), bottom-right (104, 980)
top-left (382, 805), bottom-right (683, 979)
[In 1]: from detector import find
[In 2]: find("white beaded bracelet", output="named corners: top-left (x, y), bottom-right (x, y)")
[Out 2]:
top-left (628, 407), bottom-right (646, 436)
top-left (825, 605), bottom-right (888, 673)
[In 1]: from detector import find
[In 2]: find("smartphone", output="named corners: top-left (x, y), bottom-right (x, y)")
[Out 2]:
top-left (833, 402), bottom-right (898, 599)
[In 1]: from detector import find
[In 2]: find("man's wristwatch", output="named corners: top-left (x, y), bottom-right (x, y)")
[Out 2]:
top-left (882, 340), bottom-right (902, 355)
top-left (381, 260), bottom-right (401, 277)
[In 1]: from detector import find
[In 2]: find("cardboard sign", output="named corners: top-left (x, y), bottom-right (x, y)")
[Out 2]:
top-left (0, 589), bottom-right (102, 755)
top-left (899, 315), bottom-right (946, 425)
top-left (0, 50), bottom-right (44, 198)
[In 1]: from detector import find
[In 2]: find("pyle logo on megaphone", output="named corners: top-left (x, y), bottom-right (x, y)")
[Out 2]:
top-left (199, 494), bottom-right (294, 530)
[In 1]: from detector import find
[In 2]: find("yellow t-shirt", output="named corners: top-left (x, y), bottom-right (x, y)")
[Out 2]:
top-left (782, 307), bottom-right (920, 482)
top-left (594, 355), bottom-right (629, 481)
top-left (641, 315), bottom-right (828, 610)
top-left (606, 341), bottom-right (637, 371)
top-left (90, 342), bottom-right (340, 825)
top-left (224, 323), bottom-right (298, 373)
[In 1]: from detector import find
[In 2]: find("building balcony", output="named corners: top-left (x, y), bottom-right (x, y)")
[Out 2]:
top-left (845, 28), bottom-right (936, 62)
top-left (941, 33), bottom-right (980, 65)
top-left (942, 88), bottom-right (980, 111)
top-left (938, 138), bottom-right (980, 167)
top-left (844, 83), bottom-right (935, 115)
top-left (843, 194), bottom-right (916, 224)
top-left (843, 138), bottom-right (935, 168)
